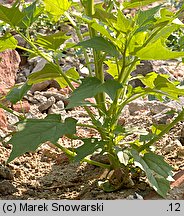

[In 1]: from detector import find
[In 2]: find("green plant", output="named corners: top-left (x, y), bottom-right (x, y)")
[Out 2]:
top-left (1, 0), bottom-right (184, 198)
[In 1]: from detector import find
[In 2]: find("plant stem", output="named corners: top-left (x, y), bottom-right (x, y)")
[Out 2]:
top-left (65, 12), bottom-right (93, 76)
top-left (54, 142), bottom-right (110, 169)
top-left (83, 0), bottom-right (106, 113)
top-left (139, 109), bottom-right (184, 152)
top-left (17, 30), bottom-right (75, 91)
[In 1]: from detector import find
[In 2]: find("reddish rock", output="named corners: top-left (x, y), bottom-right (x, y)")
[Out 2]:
top-left (0, 109), bottom-right (7, 129)
top-left (12, 101), bottom-right (30, 113)
top-left (0, 50), bottom-right (20, 90)
top-left (171, 170), bottom-right (184, 188)
top-left (0, 50), bottom-right (20, 129)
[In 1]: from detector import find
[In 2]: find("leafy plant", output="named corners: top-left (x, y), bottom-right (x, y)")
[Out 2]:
top-left (1, 0), bottom-right (184, 198)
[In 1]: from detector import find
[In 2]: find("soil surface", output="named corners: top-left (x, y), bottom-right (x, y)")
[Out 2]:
top-left (0, 94), bottom-right (184, 200)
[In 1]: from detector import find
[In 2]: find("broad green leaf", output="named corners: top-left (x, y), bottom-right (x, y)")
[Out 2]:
top-left (114, 10), bottom-right (132, 33)
top-left (0, 33), bottom-right (17, 52)
top-left (0, 4), bottom-right (25, 27)
top-left (149, 24), bottom-right (180, 44)
top-left (123, 0), bottom-right (162, 9)
top-left (67, 77), bottom-right (122, 108)
top-left (28, 63), bottom-right (68, 88)
top-left (93, 5), bottom-right (116, 23)
top-left (6, 83), bottom-right (32, 104)
top-left (67, 77), bottom-right (103, 108)
top-left (98, 180), bottom-right (116, 192)
top-left (155, 8), bottom-right (175, 24)
top-left (28, 63), bottom-right (61, 83)
top-left (136, 5), bottom-right (161, 29)
top-left (43, 0), bottom-right (71, 19)
top-left (144, 152), bottom-right (173, 178)
top-left (104, 60), bottom-right (119, 79)
top-left (140, 133), bottom-right (155, 142)
top-left (74, 138), bottom-right (105, 162)
top-left (19, 1), bottom-right (43, 29)
top-left (77, 36), bottom-right (119, 57)
top-left (65, 67), bottom-right (79, 81)
top-left (136, 39), bottom-right (184, 60)
top-left (153, 75), bottom-right (184, 100)
top-left (132, 149), bottom-right (172, 197)
top-left (140, 72), bottom-right (184, 100)
top-left (7, 115), bottom-right (77, 162)
top-left (103, 79), bottom-right (122, 100)
top-left (128, 31), bottom-right (148, 54)
top-left (91, 22), bottom-right (114, 41)
top-left (139, 72), bottom-right (158, 89)
top-left (36, 31), bottom-right (70, 51)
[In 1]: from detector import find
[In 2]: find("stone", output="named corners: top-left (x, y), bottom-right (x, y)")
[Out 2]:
top-left (0, 50), bottom-right (20, 129)
top-left (0, 180), bottom-right (18, 195)
top-left (13, 34), bottom-right (27, 47)
top-left (41, 91), bottom-right (66, 101)
top-left (0, 50), bottom-right (20, 91)
top-left (30, 80), bottom-right (61, 93)
top-left (126, 193), bottom-right (144, 200)
top-left (0, 165), bottom-right (14, 180)
top-left (48, 100), bottom-right (65, 114)
top-left (12, 101), bottom-right (30, 113)
top-left (31, 58), bottom-right (47, 73)
top-left (152, 108), bottom-right (174, 124)
top-left (38, 96), bottom-right (56, 112)
top-left (128, 100), bottom-right (145, 115)
top-left (33, 92), bottom-right (48, 103)
top-left (0, 109), bottom-right (7, 129)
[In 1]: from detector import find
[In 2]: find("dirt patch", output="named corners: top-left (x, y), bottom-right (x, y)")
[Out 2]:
top-left (0, 107), bottom-right (184, 200)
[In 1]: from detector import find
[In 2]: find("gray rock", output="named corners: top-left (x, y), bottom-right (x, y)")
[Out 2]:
top-left (148, 101), bottom-right (173, 114)
top-left (22, 68), bottom-right (31, 77)
top-left (128, 100), bottom-right (145, 115)
top-left (48, 100), bottom-right (65, 114)
top-left (126, 192), bottom-right (144, 200)
top-left (0, 165), bottom-right (14, 180)
top-left (33, 92), bottom-right (48, 103)
top-left (152, 108), bottom-right (175, 124)
top-left (31, 58), bottom-right (47, 73)
top-left (0, 180), bottom-right (18, 195)
top-left (14, 34), bottom-right (27, 47)
top-left (38, 96), bottom-right (56, 112)
top-left (41, 91), bottom-right (66, 101)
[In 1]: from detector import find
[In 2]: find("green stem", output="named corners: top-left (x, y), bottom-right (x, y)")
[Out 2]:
top-left (17, 31), bottom-right (75, 91)
top-left (16, 45), bottom-right (36, 54)
top-left (54, 142), bottom-right (110, 169)
top-left (65, 12), bottom-right (93, 76)
top-left (85, 1), bottom-right (106, 113)
top-left (139, 109), bottom-right (184, 152)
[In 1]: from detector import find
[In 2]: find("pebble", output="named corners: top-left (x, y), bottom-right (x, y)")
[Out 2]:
top-left (126, 192), bottom-right (144, 200)
top-left (0, 165), bottom-right (14, 180)
top-left (0, 180), bottom-right (18, 195)
top-left (34, 92), bottom-right (48, 103)
top-left (48, 100), bottom-right (65, 114)
top-left (152, 108), bottom-right (174, 124)
top-left (38, 96), bottom-right (56, 112)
